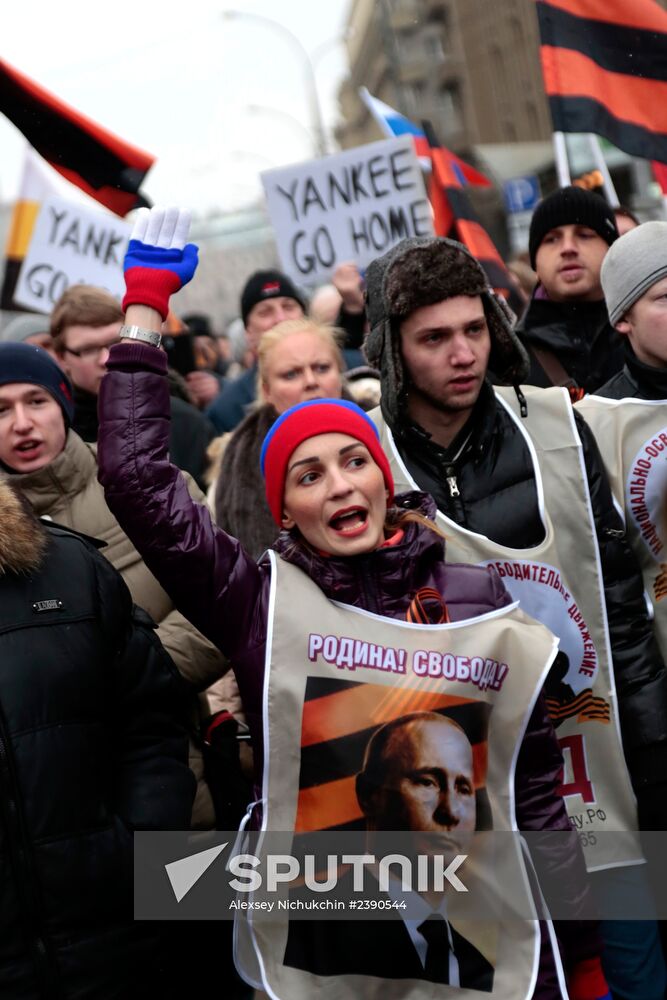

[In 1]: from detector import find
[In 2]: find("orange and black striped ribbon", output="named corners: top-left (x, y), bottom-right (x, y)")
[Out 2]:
top-left (406, 587), bottom-right (451, 625)
top-left (545, 687), bottom-right (611, 725)
top-left (537, 0), bottom-right (667, 163)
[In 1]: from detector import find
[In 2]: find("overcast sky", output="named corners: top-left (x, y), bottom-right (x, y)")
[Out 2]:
top-left (2, 0), bottom-right (351, 216)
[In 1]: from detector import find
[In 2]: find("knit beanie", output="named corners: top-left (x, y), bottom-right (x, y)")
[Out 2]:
top-left (601, 221), bottom-right (667, 324)
top-left (1, 314), bottom-right (50, 344)
top-left (0, 342), bottom-right (74, 427)
top-left (260, 398), bottom-right (394, 526)
top-left (528, 186), bottom-right (618, 268)
top-left (240, 270), bottom-right (307, 326)
top-left (364, 236), bottom-right (529, 428)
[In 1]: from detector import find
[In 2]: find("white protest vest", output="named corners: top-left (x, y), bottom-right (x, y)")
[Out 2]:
top-left (576, 395), bottom-right (667, 662)
top-left (373, 387), bottom-right (642, 872)
top-left (238, 552), bottom-right (558, 1000)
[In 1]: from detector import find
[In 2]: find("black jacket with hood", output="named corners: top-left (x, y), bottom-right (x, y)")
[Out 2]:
top-left (0, 478), bottom-right (195, 999)
top-left (364, 236), bottom-right (667, 823)
top-left (515, 294), bottom-right (624, 395)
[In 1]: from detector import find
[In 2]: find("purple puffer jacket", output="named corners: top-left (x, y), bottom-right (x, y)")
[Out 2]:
top-left (98, 342), bottom-right (600, 996)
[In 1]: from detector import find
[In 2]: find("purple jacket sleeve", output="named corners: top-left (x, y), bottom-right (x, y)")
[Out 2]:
top-left (97, 343), bottom-right (266, 663)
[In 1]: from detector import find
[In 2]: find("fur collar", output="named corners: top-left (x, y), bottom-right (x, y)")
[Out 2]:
top-left (0, 477), bottom-right (47, 575)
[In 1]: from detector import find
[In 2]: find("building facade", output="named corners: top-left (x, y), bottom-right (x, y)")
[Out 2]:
top-left (336, 0), bottom-right (556, 153)
top-left (336, 0), bottom-right (667, 153)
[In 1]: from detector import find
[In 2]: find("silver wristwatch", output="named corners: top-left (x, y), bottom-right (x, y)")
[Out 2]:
top-left (119, 324), bottom-right (163, 349)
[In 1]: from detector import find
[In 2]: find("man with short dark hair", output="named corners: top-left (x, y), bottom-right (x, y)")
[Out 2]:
top-left (206, 269), bottom-right (306, 432)
top-left (364, 234), bottom-right (667, 999)
top-left (516, 186), bottom-right (622, 397)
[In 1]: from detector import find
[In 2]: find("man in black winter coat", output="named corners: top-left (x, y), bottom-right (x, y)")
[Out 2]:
top-left (515, 186), bottom-right (623, 398)
top-left (364, 234), bottom-right (667, 1000)
top-left (0, 477), bottom-right (195, 1000)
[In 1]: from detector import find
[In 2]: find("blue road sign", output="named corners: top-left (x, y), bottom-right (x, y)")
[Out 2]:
top-left (503, 175), bottom-right (541, 214)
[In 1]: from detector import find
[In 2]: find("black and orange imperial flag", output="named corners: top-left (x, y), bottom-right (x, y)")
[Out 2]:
top-left (0, 59), bottom-right (154, 217)
top-left (423, 122), bottom-right (523, 314)
top-left (537, 0), bottom-right (667, 162)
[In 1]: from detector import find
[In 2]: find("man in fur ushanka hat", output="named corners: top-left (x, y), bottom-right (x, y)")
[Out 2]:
top-left (364, 235), bottom-right (667, 1000)
top-left (365, 236), bottom-right (529, 436)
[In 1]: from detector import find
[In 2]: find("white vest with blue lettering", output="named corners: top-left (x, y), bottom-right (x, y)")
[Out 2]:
top-left (372, 386), bottom-right (642, 872)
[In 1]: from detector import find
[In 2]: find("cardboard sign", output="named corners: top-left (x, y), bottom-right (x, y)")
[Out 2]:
top-left (261, 136), bottom-right (433, 284)
top-left (14, 195), bottom-right (131, 313)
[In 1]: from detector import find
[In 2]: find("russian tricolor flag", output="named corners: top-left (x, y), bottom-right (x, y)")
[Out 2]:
top-left (359, 87), bottom-right (491, 188)
top-left (359, 87), bottom-right (432, 164)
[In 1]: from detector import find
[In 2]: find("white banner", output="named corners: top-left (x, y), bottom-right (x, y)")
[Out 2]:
top-left (261, 136), bottom-right (433, 284)
top-left (14, 195), bottom-right (131, 313)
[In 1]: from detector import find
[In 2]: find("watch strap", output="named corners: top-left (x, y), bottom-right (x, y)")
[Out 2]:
top-left (119, 324), bottom-right (162, 348)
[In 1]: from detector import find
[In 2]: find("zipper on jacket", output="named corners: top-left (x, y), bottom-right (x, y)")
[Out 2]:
top-left (441, 430), bottom-right (472, 500)
top-left (604, 527), bottom-right (625, 540)
top-left (0, 714), bottom-right (61, 998)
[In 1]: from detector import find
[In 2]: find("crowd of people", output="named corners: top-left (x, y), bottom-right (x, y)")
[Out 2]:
top-left (1, 185), bottom-right (667, 999)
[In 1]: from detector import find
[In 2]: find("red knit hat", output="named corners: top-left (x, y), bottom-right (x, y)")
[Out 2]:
top-left (260, 399), bottom-right (395, 526)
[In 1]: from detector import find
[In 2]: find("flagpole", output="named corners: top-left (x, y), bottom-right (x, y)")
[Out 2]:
top-left (586, 134), bottom-right (620, 207)
top-left (553, 132), bottom-right (571, 187)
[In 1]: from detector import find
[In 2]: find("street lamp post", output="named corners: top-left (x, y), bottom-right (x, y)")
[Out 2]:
top-left (247, 103), bottom-right (315, 154)
top-left (222, 9), bottom-right (329, 158)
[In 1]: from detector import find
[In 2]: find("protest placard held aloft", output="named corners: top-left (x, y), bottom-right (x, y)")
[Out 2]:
top-left (14, 195), bottom-right (131, 314)
top-left (261, 136), bottom-right (433, 285)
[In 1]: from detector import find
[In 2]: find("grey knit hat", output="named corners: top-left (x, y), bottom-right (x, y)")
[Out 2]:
top-left (1, 314), bottom-right (50, 343)
top-left (364, 237), bottom-right (529, 426)
top-left (601, 221), bottom-right (667, 324)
